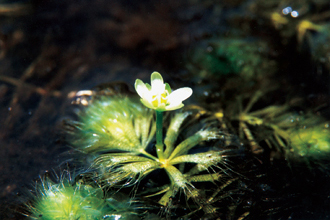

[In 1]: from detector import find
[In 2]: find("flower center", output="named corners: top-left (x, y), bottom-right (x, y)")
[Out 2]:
top-left (151, 91), bottom-right (169, 107)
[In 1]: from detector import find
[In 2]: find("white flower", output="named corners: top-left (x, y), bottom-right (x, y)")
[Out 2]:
top-left (134, 72), bottom-right (193, 111)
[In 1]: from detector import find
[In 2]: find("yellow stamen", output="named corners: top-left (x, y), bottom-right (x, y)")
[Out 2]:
top-left (151, 92), bottom-right (168, 107)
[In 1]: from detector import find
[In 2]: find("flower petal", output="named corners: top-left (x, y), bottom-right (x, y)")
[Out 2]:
top-left (151, 72), bottom-right (163, 83)
top-left (140, 98), bottom-right (155, 109)
top-left (151, 72), bottom-right (165, 93)
top-left (167, 87), bottom-right (193, 104)
top-left (135, 79), bottom-right (151, 100)
top-left (165, 103), bottom-right (184, 111)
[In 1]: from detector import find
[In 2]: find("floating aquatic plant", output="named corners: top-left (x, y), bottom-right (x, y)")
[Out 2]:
top-left (67, 72), bottom-right (232, 215)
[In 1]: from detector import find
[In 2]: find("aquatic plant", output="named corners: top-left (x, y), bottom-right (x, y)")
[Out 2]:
top-left (134, 71), bottom-right (192, 161)
top-left (25, 174), bottom-right (140, 220)
top-left (207, 86), bottom-right (330, 167)
top-left (67, 72), bottom-right (232, 214)
top-left (94, 109), bottom-right (226, 205)
top-left (68, 95), bottom-right (156, 156)
top-left (285, 117), bottom-right (330, 163)
top-left (202, 89), bottom-right (291, 156)
top-left (186, 38), bottom-right (276, 81)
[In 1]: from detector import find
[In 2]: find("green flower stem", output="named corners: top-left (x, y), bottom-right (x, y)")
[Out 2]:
top-left (155, 110), bottom-right (164, 160)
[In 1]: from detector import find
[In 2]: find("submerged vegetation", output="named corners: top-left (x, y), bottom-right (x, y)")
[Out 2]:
top-left (2, 0), bottom-right (330, 219)
top-left (186, 38), bottom-right (277, 81)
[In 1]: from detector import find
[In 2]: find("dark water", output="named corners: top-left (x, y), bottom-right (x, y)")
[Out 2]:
top-left (1, 0), bottom-right (330, 219)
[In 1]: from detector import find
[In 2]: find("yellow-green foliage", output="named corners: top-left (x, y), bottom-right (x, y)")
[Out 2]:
top-left (27, 177), bottom-right (139, 220)
top-left (92, 110), bottom-right (225, 206)
top-left (71, 96), bottom-right (156, 154)
top-left (69, 96), bottom-right (229, 208)
top-left (289, 124), bottom-right (330, 158)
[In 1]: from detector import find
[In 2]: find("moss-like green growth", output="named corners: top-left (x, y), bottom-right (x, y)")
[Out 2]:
top-left (26, 176), bottom-right (139, 220)
top-left (186, 38), bottom-right (276, 80)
